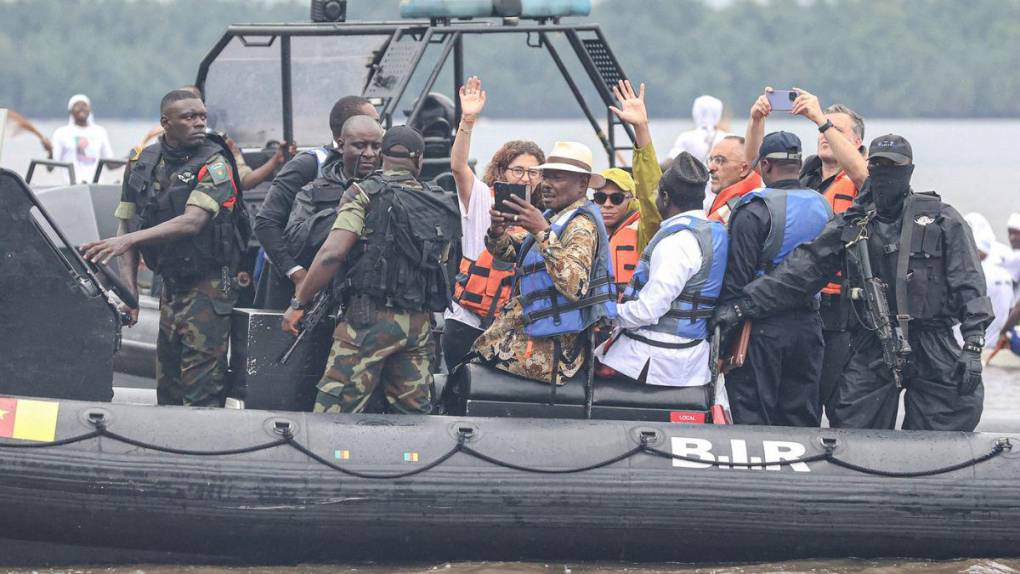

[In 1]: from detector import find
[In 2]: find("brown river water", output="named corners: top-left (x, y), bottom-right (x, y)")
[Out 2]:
top-left (7, 558), bottom-right (1020, 574)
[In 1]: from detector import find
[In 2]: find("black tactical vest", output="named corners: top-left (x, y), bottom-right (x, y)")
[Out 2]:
top-left (345, 172), bottom-right (462, 312)
top-left (283, 161), bottom-right (348, 268)
top-left (857, 192), bottom-right (947, 321)
top-left (127, 137), bottom-right (246, 282)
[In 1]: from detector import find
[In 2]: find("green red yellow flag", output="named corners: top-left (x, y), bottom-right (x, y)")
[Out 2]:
top-left (0, 397), bottom-right (59, 442)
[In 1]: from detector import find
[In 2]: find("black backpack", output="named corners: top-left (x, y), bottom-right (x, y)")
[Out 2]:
top-left (283, 170), bottom-right (348, 268)
top-left (346, 173), bottom-right (462, 312)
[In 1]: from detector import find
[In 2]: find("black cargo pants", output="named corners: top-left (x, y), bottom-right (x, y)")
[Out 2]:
top-left (829, 326), bottom-right (983, 431)
top-left (726, 309), bottom-right (825, 427)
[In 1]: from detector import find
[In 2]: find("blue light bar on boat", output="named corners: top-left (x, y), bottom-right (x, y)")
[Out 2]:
top-left (399, 0), bottom-right (592, 19)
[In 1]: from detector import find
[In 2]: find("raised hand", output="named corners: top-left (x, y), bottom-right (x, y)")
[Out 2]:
top-left (791, 87), bottom-right (825, 124)
top-left (750, 87), bottom-right (774, 121)
top-left (501, 194), bottom-right (550, 237)
top-left (459, 76), bottom-right (487, 121)
top-left (609, 80), bottom-right (648, 126)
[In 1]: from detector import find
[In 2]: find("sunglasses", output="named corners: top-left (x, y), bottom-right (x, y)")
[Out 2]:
top-left (593, 191), bottom-right (629, 206)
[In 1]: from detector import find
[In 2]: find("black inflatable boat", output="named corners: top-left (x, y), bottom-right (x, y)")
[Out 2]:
top-left (3, 165), bottom-right (1020, 565)
top-left (0, 395), bottom-right (1018, 564)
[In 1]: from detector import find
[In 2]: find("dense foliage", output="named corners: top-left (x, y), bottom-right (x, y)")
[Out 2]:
top-left (2, 0), bottom-right (1018, 119)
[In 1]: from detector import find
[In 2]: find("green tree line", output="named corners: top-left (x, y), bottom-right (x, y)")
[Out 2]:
top-left (2, 0), bottom-right (1019, 119)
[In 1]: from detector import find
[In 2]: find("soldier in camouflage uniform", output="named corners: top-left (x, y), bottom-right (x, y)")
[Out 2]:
top-left (82, 89), bottom-right (244, 407)
top-left (282, 126), bottom-right (460, 414)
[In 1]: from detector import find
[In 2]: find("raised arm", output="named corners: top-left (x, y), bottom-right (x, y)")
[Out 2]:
top-left (792, 88), bottom-right (869, 188)
top-left (451, 75), bottom-right (487, 208)
top-left (610, 80), bottom-right (661, 250)
top-left (609, 80), bottom-right (651, 148)
top-left (744, 88), bottom-right (773, 172)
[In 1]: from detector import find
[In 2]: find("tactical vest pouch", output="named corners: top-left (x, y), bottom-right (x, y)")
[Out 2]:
top-left (346, 293), bottom-right (377, 328)
top-left (905, 221), bottom-right (945, 321)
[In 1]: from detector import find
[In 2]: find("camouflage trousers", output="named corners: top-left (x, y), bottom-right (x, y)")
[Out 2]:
top-left (157, 275), bottom-right (236, 407)
top-left (314, 307), bottom-right (433, 414)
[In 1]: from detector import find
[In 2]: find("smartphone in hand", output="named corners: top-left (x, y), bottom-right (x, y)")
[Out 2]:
top-left (767, 89), bottom-right (799, 112)
top-left (494, 182), bottom-right (528, 213)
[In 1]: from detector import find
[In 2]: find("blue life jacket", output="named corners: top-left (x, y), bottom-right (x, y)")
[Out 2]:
top-left (622, 216), bottom-right (729, 340)
top-left (304, 146), bottom-right (334, 179)
top-left (516, 201), bottom-right (617, 337)
top-left (733, 187), bottom-right (831, 274)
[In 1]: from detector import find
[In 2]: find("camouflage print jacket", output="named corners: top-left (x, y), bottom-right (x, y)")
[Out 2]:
top-left (472, 198), bottom-right (598, 384)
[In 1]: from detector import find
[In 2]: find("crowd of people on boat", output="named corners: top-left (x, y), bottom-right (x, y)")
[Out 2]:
top-left (71, 76), bottom-right (1020, 433)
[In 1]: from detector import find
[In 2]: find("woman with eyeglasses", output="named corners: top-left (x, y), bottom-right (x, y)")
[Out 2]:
top-left (442, 76), bottom-right (546, 371)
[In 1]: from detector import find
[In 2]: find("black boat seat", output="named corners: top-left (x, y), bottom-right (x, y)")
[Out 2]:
top-left (465, 364), bottom-right (587, 405)
top-left (454, 363), bottom-right (712, 421)
top-left (594, 379), bottom-right (711, 410)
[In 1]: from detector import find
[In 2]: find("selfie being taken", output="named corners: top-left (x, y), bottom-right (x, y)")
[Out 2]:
top-left (1, 0), bottom-right (1019, 572)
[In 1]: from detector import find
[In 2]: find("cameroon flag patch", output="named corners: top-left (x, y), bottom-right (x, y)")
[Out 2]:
top-left (0, 397), bottom-right (60, 442)
top-left (208, 161), bottom-right (230, 184)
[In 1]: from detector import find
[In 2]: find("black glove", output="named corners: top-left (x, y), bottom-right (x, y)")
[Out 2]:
top-left (710, 302), bottom-right (744, 342)
top-left (953, 339), bottom-right (983, 396)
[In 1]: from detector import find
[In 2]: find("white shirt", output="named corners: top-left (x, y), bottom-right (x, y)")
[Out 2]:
top-left (444, 174), bottom-right (494, 329)
top-left (994, 248), bottom-right (1020, 305)
top-left (668, 128), bottom-right (729, 163)
top-left (983, 259), bottom-right (1014, 347)
top-left (51, 123), bottom-right (114, 183)
top-left (595, 209), bottom-right (712, 387)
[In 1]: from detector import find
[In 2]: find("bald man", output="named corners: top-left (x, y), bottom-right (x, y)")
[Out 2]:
top-left (254, 97), bottom-right (380, 309)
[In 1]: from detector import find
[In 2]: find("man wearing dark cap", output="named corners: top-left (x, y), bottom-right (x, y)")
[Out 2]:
top-left (716, 134), bottom-right (992, 431)
top-left (596, 152), bottom-right (729, 388)
top-left (746, 88), bottom-right (869, 423)
top-left (710, 131), bottom-right (832, 427)
top-left (282, 126), bottom-right (461, 414)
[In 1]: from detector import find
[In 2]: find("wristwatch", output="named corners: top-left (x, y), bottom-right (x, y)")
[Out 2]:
top-left (817, 119), bottom-right (834, 133)
top-left (964, 337), bottom-right (985, 354)
top-left (289, 297), bottom-right (307, 311)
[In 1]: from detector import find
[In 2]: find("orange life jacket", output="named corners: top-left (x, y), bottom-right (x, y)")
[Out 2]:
top-left (609, 211), bottom-right (641, 292)
top-left (452, 227), bottom-right (526, 324)
top-left (707, 172), bottom-right (763, 225)
top-left (821, 171), bottom-right (859, 296)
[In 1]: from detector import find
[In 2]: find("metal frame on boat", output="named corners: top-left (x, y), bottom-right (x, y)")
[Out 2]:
top-left (195, 18), bottom-right (635, 163)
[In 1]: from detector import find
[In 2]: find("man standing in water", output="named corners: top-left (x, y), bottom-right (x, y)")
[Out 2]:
top-left (50, 94), bottom-right (115, 183)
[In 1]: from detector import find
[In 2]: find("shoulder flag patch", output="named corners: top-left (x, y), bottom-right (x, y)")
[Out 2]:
top-left (208, 161), bottom-right (230, 185)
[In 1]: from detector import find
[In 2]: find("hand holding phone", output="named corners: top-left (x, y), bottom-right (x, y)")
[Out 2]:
top-left (767, 89), bottom-right (799, 112)
top-left (494, 182), bottom-right (528, 213)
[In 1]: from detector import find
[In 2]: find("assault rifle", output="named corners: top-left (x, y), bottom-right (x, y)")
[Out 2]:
top-left (278, 291), bottom-right (333, 366)
top-left (846, 217), bottom-right (912, 388)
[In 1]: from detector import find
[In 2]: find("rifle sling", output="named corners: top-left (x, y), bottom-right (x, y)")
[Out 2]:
top-left (894, 196), bottom-right (916, 343)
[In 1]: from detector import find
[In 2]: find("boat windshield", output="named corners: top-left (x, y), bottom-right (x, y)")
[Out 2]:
top-left (204, 34), bottom-right (390, 149)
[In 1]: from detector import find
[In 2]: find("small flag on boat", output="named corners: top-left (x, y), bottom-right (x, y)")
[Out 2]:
top-left (403, 452), bottom-right (420, 463)
top-left (0, 397), bottom-right (60, 442)
top-left (334, 449), bottom-right (351, 460)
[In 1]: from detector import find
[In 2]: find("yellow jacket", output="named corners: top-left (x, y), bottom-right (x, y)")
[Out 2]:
top-left (632, 141), bottom-right (662, 252)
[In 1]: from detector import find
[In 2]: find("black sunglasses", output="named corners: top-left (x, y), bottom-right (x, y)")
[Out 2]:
top-left (593, 191), bottom-right (628, 206)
